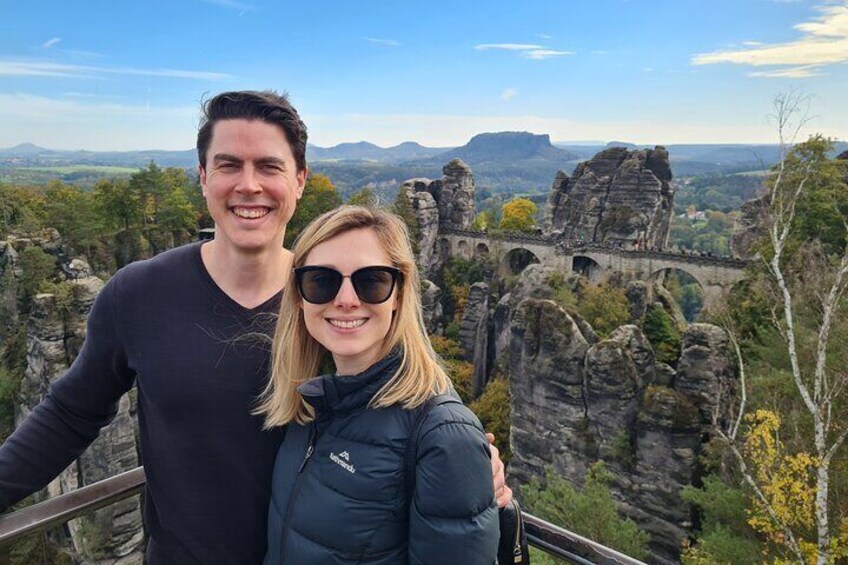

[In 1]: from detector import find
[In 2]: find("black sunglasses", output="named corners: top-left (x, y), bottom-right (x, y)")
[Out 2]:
top-left (294, 266), bottom-right (402, 305)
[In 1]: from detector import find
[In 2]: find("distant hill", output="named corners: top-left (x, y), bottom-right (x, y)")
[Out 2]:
top-left (432, 132), bottom-right (577, 165)
top-left (308, 141), bottom-right (449, 162)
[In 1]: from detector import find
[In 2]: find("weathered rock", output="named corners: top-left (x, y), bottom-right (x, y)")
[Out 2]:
top-left (458, 282), bottom-right (490, 396)
top-left (626, 280), bottom-right (650, 321)
top-left (420, 279), bottom-right (443, 335)
top-left (674, 323), bottom-right (737, 428)
top-left (653, 284), bottom-right (687, 332)
top-left (508, 299), bottom-right (593, 484)
top-left (13, 246), bottom-right (145, 564)
top-left (508, 301), bottom-right (736, 563)
top-left (402, 181), bottom-right (441, 278)
top-left (439, 159), bottom-right (476, 230)
top-left (731, 194), bottom-right (767, 259)
top-left (546, 146), bottom-right (675, 249)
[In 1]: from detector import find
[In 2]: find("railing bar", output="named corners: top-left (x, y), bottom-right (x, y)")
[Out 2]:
top-left (0, 467), bottom-right (145, 545)
top-left (527, 533), bottom-right (597, 565)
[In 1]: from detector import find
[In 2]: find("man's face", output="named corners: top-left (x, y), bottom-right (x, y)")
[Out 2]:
top-left (198, 119), bottom-right (306, 255)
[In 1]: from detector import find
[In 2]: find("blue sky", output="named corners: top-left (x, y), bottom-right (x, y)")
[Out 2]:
top-left (1, 0), bottom-right (846, 150)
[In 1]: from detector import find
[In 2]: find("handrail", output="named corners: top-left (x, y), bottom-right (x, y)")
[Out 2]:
top-left (0, 467), bottom-right (646, 564)
top-left (0, 467), bottom-right (145, 545)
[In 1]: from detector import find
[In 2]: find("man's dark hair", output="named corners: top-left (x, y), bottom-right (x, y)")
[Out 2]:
top-left (197, 90), bottom-right (308, 172)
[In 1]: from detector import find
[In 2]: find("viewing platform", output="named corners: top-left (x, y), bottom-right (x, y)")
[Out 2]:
top-left (0, 467), bottom-right (647, 564)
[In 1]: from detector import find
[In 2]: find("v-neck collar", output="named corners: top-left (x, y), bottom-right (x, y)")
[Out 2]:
top-left (193, 241), bottom-right (283, 316)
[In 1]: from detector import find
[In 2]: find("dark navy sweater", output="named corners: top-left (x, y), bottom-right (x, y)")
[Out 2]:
top-left (0, 242), bottom-right (286, 564)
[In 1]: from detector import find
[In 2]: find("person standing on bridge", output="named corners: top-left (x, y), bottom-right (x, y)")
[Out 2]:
top-left (0, 90), bottom-right (510, 564)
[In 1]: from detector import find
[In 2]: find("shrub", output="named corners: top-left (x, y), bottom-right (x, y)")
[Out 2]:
top-left (522, 463), bottom-right (649, 560)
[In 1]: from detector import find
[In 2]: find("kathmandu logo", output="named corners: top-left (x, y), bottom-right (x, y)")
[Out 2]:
top-left (330, 450), bottom-right (356, 474)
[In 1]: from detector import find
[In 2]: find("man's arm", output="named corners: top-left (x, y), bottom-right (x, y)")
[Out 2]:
top-left (0, 277), bottom-right (135, 511)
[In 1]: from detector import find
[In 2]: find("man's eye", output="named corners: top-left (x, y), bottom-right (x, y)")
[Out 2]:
top-left (218, 163), bottom-right (237, 170)
top-left (263, 164), bottom-right (283, 172)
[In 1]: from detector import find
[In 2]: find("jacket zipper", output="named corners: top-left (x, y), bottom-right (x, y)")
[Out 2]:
top-left (512, 500), bottom-right (523, 563)
top-left (278, 423), bottom-right (317, 563)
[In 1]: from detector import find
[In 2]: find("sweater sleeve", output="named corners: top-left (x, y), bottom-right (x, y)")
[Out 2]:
top-left (0, 274), bottom-right (136, 511)
top-left (408, 403), bottom-right (499, 565)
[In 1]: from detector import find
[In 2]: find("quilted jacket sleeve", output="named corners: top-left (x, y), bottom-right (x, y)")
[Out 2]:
top-left (408, 402), bottom-right (499, 565)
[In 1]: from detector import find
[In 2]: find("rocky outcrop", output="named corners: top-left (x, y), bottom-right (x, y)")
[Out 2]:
top-left (420, 280), bottom-right (443, 336)
top-left (6, 237), bottom-right (145, 564)
top-left (401, 180), bottom-right (441, 277)
top-left (458, 282), bottom-right (489, 395)
top-left (546, 147), bottom-right (675, 249)
top-left (401, 160), bottom-right (478, 278)
top-left (439, 159), bottom-right (476, 230)
top-left (506, 268), bottom-right (737, 564)
top-left (731, 194), bottom-right (767, 259)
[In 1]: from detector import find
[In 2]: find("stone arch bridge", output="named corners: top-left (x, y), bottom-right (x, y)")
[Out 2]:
top-left (439, 228), bottom-right (749, 309)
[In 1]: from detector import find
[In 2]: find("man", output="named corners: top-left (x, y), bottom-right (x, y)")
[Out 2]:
top-left (0, 91), bottom-right (509, 564)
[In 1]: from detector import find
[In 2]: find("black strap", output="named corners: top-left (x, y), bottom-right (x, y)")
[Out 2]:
top-left (403, 393), bottom-right (461, 500)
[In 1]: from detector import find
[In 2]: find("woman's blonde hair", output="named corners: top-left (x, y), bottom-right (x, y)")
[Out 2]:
top-left (256, 205), bottom-right (451, 426)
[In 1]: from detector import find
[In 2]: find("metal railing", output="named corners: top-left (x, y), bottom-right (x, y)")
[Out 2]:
top-left (0, 467), bottom-right (646, 564)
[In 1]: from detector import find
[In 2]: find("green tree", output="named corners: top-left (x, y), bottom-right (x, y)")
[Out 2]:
top-left (522, 463), bottom-right (649, 560)
top-left (575, 281), bottom-right (631, 338)
top-left (499, 198), bottom-right (537, 232)
top-left (285, 173), bottom-right (342, 247)
top-left (347, 186), bottom-right (378, 208)
top-left (468, 378), bottom-right (511, 463)
top-left (0, 184), bottom-right (45, 235)
top-left (17, 246), bottom-right (56, 310)
top-left (43, 182), bottom-right (103, 261)
top-left (158, 187), bottom-right (200, 246)
top-left (642, 304), bottom-right (681, 364)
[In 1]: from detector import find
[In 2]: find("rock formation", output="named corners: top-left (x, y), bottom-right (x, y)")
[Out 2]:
top-left (400, 179), bottom-right (441, 277)
top-left (505, 267), bottom-right (736, 564)
top-left (458, 282), bottom-right (489, 396)
top-left (2, 236), bottom-right (145, 564)
top-left (546, 146), bottom-right (675, 249)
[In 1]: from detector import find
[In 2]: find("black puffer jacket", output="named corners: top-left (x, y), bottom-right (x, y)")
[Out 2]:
top-left (264, 353), bottom-right (499, 564)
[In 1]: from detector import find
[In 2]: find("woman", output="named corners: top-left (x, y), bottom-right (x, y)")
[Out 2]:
top-left (257, 205), bottom-right (499, 564)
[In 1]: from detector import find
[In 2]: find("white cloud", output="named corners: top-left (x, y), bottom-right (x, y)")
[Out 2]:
top-left (500, 88), bottom-right (518, 101)
top-left (475, 43), bottom-right (572, 60)
top-left (42, 38), bottom-right (61, 49)
top-left (522, 49), bottom-right (572, 60)
top-left (196, 0), bottom-right (255, 11)
top-left (362, 37), bottom-right (400, 47)
top-left (474, 43), bottom-right (544, 51)
top-left (0, 59), bottom-right (232, 80)
top-left (692, 3), bottom-right (848, 76)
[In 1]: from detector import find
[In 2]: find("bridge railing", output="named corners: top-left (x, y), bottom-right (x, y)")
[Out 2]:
top-left (0, 467), bottom-right (647, 564)
top-left (440, 227), bottom-right (749, 268)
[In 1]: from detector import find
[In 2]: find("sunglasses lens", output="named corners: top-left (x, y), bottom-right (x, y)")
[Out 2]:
top-left (298, 268), bottom-right (342, 304)
top-left (351, 268), bottom-right (398, 304)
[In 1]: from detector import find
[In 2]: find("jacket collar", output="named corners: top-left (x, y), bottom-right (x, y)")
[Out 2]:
top-left (298, 350), bottom-right (402, 418)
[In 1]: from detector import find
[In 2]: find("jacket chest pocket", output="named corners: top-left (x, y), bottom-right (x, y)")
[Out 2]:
top-left (313, 437), bottom-right (403, 503)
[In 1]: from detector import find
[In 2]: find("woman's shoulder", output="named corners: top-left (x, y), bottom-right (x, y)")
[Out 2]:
top-left (414, 396), bottom-right (487, 449)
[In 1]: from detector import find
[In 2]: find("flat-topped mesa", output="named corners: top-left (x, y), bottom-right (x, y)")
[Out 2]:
top-left (546, 146), bottom-right (675, 250)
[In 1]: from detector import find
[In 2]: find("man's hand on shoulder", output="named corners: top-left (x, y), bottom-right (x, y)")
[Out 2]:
top-left (486, 433), bottom-right (513, 508)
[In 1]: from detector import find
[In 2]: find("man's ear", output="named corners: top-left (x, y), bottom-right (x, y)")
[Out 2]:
top-left (198, 164), bottom-right (208, 197)
top-left (295, 166), bottom-right (308, 200)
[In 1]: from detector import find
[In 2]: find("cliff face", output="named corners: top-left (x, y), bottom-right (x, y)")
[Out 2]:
top-left (504, 265), bottom-right (736, 563)
top-left (401, 159), bottom-right (477, 279)
top-left (546, 146), bottom-right (675, 249)
top-left (2, 236), bottom-right (144, 564)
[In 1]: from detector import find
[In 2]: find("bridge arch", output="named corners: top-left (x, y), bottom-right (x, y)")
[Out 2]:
top-left (501, 247), bottom-right (540, 276)
top-left (475, 242), bottom-right (490, 261)
top-left (649, 267), bottom-right (706, 322)
top-left (572, 255), bottom-right (604, 283)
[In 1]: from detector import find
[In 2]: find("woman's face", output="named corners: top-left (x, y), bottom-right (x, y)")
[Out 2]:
top-left (299, 228), bottom-right (399, 376)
